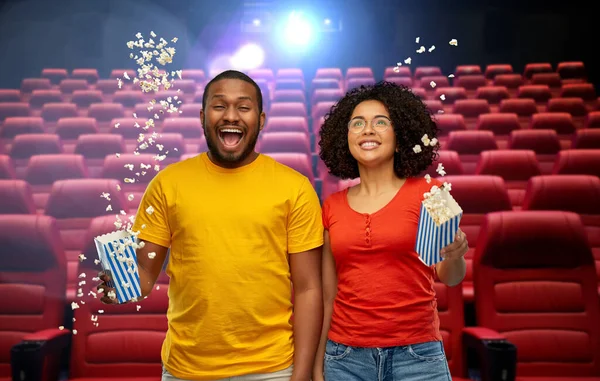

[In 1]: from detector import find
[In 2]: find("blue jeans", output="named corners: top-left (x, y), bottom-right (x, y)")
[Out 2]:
top-left (324, 339), bottom-right (452, 381)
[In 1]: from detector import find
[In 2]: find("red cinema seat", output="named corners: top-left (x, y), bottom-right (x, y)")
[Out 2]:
top-left (476, 150), bottom-right (542, 207)
top-left (420, 76), bottom-right (450, 91)
top-left (20, 78), bottom-right (52, 94)
top-left (274, 79), bottom-right (304, 92)
top-left (71, 68), bottom-right (99, 84)
top-left (95, 79), bottom-right (120, 95)
top-left (0, 155), bottom-right (16, 179)
top-left (383, 66), bottom-right (411, 79)
top-left (40, 103), bottom-right (78, 123)
top-left (455, 65), bottom-right (482, 76)
top-left (172, 79), bottom-right (197, 95)
top-left (546, 98), bottom-right (588, 127)
top-left (434, 114), bottom-right (467, 137)
top-left (523, 62), bottom-right (553, 79)
top-left (442, 175), bottom-right (512, 303)
top-left (531, 72), bottom-right (562, 91)
top-left (522, 175), bottom-right (600, 299)
top-left (276, 68), bottom-right (304, 81)
top-left (484, 64), bottom-right (513, 80)
top-left (1, 117), bottom-right (45, 139)
top-left (178, 103), bottom-right (202, 119)
top-left (560, 83), bottom-right (596, 102)
top-left (493, 74), bottom-right (524, 97)
top-left (264, 117), bottom-right (309, 134)
top-left (101, 154), bottom-right (158, 210)
top-left (552, 149), bottom-right (600, 178)
top-left (454, 75), bottom-right (487, 95)
top-left (423, 100), bottom-right (444, 115)
top-left (273, 90), bottom-right (306, 103)
top-left (315, 68), bottom-right (343, 82)
top-left (71, 90), bottom-right (103, 108)
top-left (499, 99), bottom-right (538, 128)
top-left (0, 103), bottom-right (30, 122)
top-left (109, 69), bottom-right (137, 81)
top-left (1, 215), bottom-right (70, 381)
top-left (41, 68), bottom-right (68, 85)
top-left (9, 134), bottom-right (63, 176)
top-left (113, 91), bottom-right (145, 109)
top-left (476, 113), bottom-right (521, 143)
top-left (386, 77), bottom-right (413, 88)
top-left (87, 104), bottom-right (125, 126)
top-left (24, 154), bottom-right (88, 210)
top-left (55, 117), bottom-right (99, 141)
top-left (181, 69), bottom-right (206, 84)
top-left (346, 67), bottom-right (374, 80)
top-left (0, 89), bottom-right (21, 103)
top-left (530, 112), bottom-right (576, 142)
top-left (452, 100), bottom-right (491, 128)
top-left (475, 86), bottom-right (510, 105)
top-left (573, 129), bottom-right (600, 149)
top-left (311, 89), bottom-right (344, 106)
top-left (508, 130), bottom-right (561, 174)
top-left (320, 176), bottom-right (360, 202)
top-left (249, 68), bottom-right (275, 83)
top-left (68, 283), bottom-right (168, 380)
top-left (414, 66), bottom-right (443, 80)
top-left (421, 150), bottom-right (465, 178)
top-left (435, 87), bottom-right (467, 106)
top-left (264, 152), bottom-right (314, 186)
top-left (311, 79), bottom-right (342, 93)
top-left (29, 90), bottom-right (63, 109)
top-left (111, 118), bottom-right (147, 140)
top-left (472, 210), bottom-right (600, 380)
top-left (74, 134), bottom-right (126, 176)
top-left (446, 130), bottom-right (498, 173)
top-left (269, 102), bottom-right (307, 118)
top-left (59, 79), bottom-right (89, 94)
top-left (258, 132), bottom-right (311, 157)
top-left (142, 133), bottom-right (185, 162)
top-left (557, 61), bottom-right (586, 80)
top-left (585, 112), bottom-right (600, 129)
top-left (517, 85), bottom-right (552, 104)
top-left (0, 180), bottom-right (36, 214)
top-left (345, 77), bottom-right (376, 92)
top-left (44, 179), bottom-right (127, 301)
top-left (162, 118), bottom-right (203, 139)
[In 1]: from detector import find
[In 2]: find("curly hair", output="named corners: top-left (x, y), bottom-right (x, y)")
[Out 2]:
top-left (318, 81), bottom-right (440, 180)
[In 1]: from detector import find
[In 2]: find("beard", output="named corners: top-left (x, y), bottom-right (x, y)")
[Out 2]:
top-left (203, 119), bottom-right (261, 166)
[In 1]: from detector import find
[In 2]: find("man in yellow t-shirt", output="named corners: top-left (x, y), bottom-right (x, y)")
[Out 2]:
top-left (98, 70), bottom-right (324, 381)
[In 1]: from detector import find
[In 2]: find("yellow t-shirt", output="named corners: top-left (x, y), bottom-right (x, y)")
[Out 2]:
top-left (132, 152), bottom-right (324, 380)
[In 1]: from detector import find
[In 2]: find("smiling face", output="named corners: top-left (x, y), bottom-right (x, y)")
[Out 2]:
top-left (347, 99), bottom-right (397, 168)
top-left (200, 78), bottom-right (265, 168)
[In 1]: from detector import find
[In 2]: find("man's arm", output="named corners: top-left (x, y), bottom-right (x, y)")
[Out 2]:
top-left (290, 247), bottom-right (324, 381)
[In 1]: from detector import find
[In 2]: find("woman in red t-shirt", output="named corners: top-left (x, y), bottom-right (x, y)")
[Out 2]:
top-left (312, 82), bottom-right (468, 381)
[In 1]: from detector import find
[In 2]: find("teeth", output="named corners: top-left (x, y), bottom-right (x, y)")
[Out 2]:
top-left (361, 142), bottom-right (379, 148)
top-left (220, 128), bottom-right (242, 134)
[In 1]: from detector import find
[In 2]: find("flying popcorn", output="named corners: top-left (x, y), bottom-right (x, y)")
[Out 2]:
top-left (424, 174), bottom-right (432, 183)
top-left (71, 302), bottom-right (79, 310)
top-left (430, 81), bottom-right (437, 88)
top-left (428, 45), bottom-right (435, 53)
top-left (417, 46), bottom-right (426, 53)
top-left (404, 57), bottom-right (412, 65)
top-left (430, 138), bottom-right (438, 146)
top-left (421, 134), bottom-right (431, 146)
top-left (413, 145), bottom-right (422, 153)
top-left (440, 94), bottom-right (446, 101)
top-left (128, 194), bottom-right (135, 201)
top-left (78, 254), bottom-right (87, 262)
top-left (437, 163), bottom-right (446, 176)
top-left (415, 37), bottom-right (420, 43)
top-left (146, 206), bottom-right (155, 215)
top-left (449, 39), bottom-right (458, 46)
top-left (448, 74), bottom-right (455, 78)
top-left (148, 252), bottom-right (156, 259)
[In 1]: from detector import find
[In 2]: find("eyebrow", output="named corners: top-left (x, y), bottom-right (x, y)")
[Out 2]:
top-left (350, 114), bottom-right (391, 120)
top-left (210, 94), bottom-right (253, 101)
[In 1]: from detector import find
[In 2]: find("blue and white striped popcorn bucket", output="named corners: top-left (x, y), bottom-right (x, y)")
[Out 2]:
top-left (414, 191), bottom-right (463, 266)
top-left (94, 230), bottom-right (142, 304)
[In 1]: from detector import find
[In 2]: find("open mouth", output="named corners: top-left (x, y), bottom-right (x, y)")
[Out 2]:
top-left (218, 127), bottom-right (244, 148)
top-left (360, 141), bottom-right (380, 150)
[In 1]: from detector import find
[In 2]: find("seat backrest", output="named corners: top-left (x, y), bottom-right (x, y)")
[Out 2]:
top-left (74, 134), bottom-right (126, 159)
top-left (485, 64), bottom-right (514, 79)
top-left (264, 117), bottom-right (309, 134)
top-left (95, 79), bottom-right (120, 94)
top-left (1, 117), bottom-right (45, 139)
top-left (276, 68), bottom-right (303, 81)
top-left (69, 286), bottom-right (168, 377)
top-left (523, 63), bottom-right (553, 79)
top-left (0, 179), bottom-right (36, 214)
top-left (572, 129), bottom-right (600, 149)
top-left (41, 68), bottom-right (68, 84)
top-left (315, 68), bottom-right (343, 81)
top-left (586, 111), bottom-right (600, 129)
top-left (40, 103), bottom-right (78, 122)
top-left (530, 112), bottom-right (575, 134)
top-left (29, 89), bottom-right (63, 108)
top-left (420, 75), bottom-right (450, 89)
top-left (476, 149), bottom-right (541, 180)
top-left (258, 132), bottom-right (311, 156)
top-left (181, 69), bottom-right (205, 83)
top-left (311, 88), bottom-right (344, 106)
top-left (475, 86), bottom-right (510, 104)
top-left (0, 89), bottom-right (21, 102)
top-left (113, 91), bottom-right (145, 108)
top-left (55, 117), bottom-right (99, 140)
top-left (9, 134), bottom-right (63, 159)
top-left (71, 68), bottom-right (99, 83)
top-left (162, 117), bottom-right (203, 138)
top-left (493, 74), bottom-right (524, 89)
top-left (452, 99), bottom-right (491, 118)
top-left (446, 130), bottom-right (498, 155)
top-left (473, 210), bottom-right (600, 377)
top-left (560, 83), bottom-right (596, 101)
top-left (517, 85), bottom-right (552, 103)
top-left (557, 61), bottom-right (586, 80)
top-left (547, 97), bottom-right (588, 117)
top-left (59, 79), bottom-right (88, 94)
top-left (346, 77), bottom-right (376, 91)
top-left (552, 149), bottom-right (600, 177)
top-left (454, 74), bottom-right (487, 90)
top-left (434, 114), bottom-right (467, 135)
top-left (414, 66), bottom-right (442, 79)
top-left (0, 215), bottom-right (66, 377)
top-left (476, 113), bottom-right (520, 135)
top-left (0, 155), bottom-right (16, 179)
top-left (435, 87), bottom-right (467, 104)
top-left (508, 129), bottom-right (561, 154)
top-left (269, 102), bottom-right (307, 118)
top-left (87, 103), bottom-right (125, 122)
top-left (455, 65), bottom-right (482, 76)
top-left (100, 154), bottom-right (159, 186)
top-left (531, 72), bottom-right (562, 87)
top-left (45, 179), bottom-right (127, 219)
top-left (21, 78), bottom-right (52, 93)
top-left (273, 89), bottom-right (306, 103)
top-left (499, 98), bottom-right (538, 116)
top-left (143, 133), bottom-right (185, 157)
top-left (346, 67), bottom-right (374, 80)
top-left (25, 154), bottom-right (88, 185)
top-left (422, 150), bottom-right (464, 177)
top-left (172, 79), bottom-right (197, 94)
top-left (71, 90), bottom-right (104, 108)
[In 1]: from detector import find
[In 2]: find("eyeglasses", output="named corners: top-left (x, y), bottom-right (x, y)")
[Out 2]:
top-left (348, 116), bottom-right (392, 134)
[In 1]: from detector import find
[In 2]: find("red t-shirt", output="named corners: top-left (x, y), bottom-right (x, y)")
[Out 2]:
top-left (322, 176), bottom-right (444, 347)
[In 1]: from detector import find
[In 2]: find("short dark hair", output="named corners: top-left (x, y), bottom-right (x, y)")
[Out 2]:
top-left (318, 81), bottom-right (440, 180)
top-left (202, 70), bottom-right (263, 113)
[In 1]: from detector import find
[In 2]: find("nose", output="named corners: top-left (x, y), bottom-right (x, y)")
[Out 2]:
top-left (361, 121), bottom-right (376, 135)
top-left (223, 105), bottom-right (240, 124)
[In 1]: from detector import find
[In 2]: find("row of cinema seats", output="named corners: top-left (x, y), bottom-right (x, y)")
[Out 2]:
top-left (1, 151), bottom-right (599, 304)
top-left (3, 208), bottom-right (599, 380)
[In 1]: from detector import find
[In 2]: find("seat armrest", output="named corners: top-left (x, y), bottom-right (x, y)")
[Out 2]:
top-left (11, 328), bottom-right (71, 381)
top-left (462, 327), bottom-right (518, 381)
